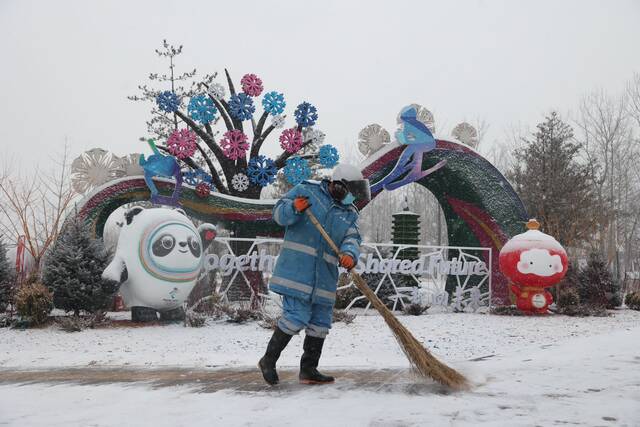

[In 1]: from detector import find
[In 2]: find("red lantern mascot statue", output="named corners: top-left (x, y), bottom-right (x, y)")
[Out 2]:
top-left (499, 219), bottom-right (568, 314)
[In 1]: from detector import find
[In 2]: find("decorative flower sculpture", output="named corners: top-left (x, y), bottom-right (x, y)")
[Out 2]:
top-left (240, 74), bottom-right (264, 97)
top-left (358, 123), bottom-right (390, 156)
top-left (451, 122), bottom-right (478, 148)
top-left (279, 128), bottom-right (304, 153)
top-left (167, 129), bottom-right (198, 159)
top-left (228, 93), bottom-right (255, 121)
top-left (219, 130), bottom-right (249, 160)
top-left (303, 128), bottom-right (326, 146)
top-left (262, 91), bottom-right (286, 116)
top-left (71, 148), bottom-right (121, 194)
top-left (195, 182), bottom-right (211, 198)
top-left (156, 91), bottom-right (180, 113)
top-left (247, 155), bottom-right (277, 186)
top-left (188, 95), bottom-right (217, 124)
top-left (271, 114), bottom-right (285, 129)
top-left (284, 157), bottom-right (311, 185)
top-left (183, 168), bottom-right (213, 186)
top-left (208, 83), bottom-right (226, 100)
top-left (294, 102), bottom-right (318, 127)
top-left (231, 172), bottom-right (250, 192)
top-left (318, 144), bottom-right (340, 168)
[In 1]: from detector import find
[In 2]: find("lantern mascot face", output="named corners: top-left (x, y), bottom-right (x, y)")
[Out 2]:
top-left (499, 220), bottom-right (568, 314)
top-left (102, 207), bottom-right (216, 317)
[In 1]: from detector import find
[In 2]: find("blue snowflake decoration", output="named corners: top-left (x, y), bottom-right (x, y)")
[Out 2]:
top-left (188, 95), bottom-right (217, 124)
top-left (247, 155), bottom-right (277, 187)
top-left (294, 102), bottom-right (318, 127)
top-left (183, 168), bottom-right (213, 186)
top-left (228, 93), bottom-right (255, 121)
top-left (318, 144), bottom-right (340, 168)
top-left (156, 91), bottom-right (180, 113)
top-left (262, 91), bottom-right (286, 116)
top-left (284, 157), bottom-right (311, 185)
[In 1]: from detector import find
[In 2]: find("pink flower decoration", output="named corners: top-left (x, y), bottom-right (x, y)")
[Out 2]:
top-left (279, 128), bottom-right (304, 153)
top-left (167, 129), bottom-right (197, 159)
top-left (240, 73), bottom-right (264, 97)
top-left (220, 130), bottom-right (249, 160)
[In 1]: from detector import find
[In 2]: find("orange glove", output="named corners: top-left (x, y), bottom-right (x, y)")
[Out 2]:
top-left (293, 196), bottom-right (311, 213)
top-left (339, 253), bottom-right (356, 270)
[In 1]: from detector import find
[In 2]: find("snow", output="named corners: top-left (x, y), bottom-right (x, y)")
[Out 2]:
top-left (1, 311), bottom-right (639, 426)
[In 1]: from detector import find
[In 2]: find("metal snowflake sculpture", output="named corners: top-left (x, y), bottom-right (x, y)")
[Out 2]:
top-left (318, 144), bottom-right (340, 168)
top-left (262, 91), bottom-right (286, 116)
top-left (219, 130), bottom-right (249, 160)
top-left (294, 101), bottom-right (318, 127)
top-left (183, 168), bottom-right (213, 186)
top-left (195, 182), bottom-right (211, 198)
top-left (231, 172), bottom-right (250, 192)
top-left (71, 148), bottom-right (121, 194)
top-left (358, 123), bottom-right (390, 156)
top-left (397, 103), bottom-right (435, 133)
top-left (156, 91), bottom-right (180, 113)
top-left (167, 129), bottom-right (198, 159)
top-left (228, 93), bottom-right (255, 121)
top-left (240, 73), bottom-right (264, 97)
top-left (271, 114), bottom-right (285, 129)
top-left (303, 128), bottom-right (326, 146)
top-left (247, 155), bottom-right (277, 186)
top-left (451, 122), bottom-right (478, 148)
top-left (208, 82), bottom-right (226, 100)
top-left (283, 157), bottom-right (311, 185)
top-left (188, 95), bottom-right (217, 124)
top-left (279, 128), bottom-right (303, 153)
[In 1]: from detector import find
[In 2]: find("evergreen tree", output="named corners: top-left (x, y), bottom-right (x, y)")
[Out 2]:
top-left (0, 237), bottom-right (14, 310)
top-left (42, 214), bottom-right (118, 316)
top-left (508, 112), bottom-right (603, 247)
top-left (578, 252), bottom-right (621, 308)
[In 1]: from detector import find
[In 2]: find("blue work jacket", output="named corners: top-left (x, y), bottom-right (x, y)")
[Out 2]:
top-left (269, 180), bottom-right (361, 306)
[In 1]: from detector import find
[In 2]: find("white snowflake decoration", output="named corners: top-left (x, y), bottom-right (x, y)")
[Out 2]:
top-left (396, 104), bottom-right (435, 134)
top-left (303, 128), bottom-right (326, 145)
top-left (231, 172), bottom-right (250, 192)
top-left (208, 82), bottom-right (226, 100)
top-left (451, 122), bottom-right (478, 148)
top-left (358, 123), bottom-right (390, 156)
top-left (114, 153), bottom-right (144, 177)
top-left (71, 148), bottom-right (121, 194)
top-left (271, 114), bottom-right (285, 129)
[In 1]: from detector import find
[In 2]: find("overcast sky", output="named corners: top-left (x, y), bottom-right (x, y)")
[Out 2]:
top-left (1, 0), bottom-right (639, 170)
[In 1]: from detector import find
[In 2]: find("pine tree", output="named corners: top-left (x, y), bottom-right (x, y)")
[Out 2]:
top-left (0, 237), bottom-right (14, 310)
top-left (578, 252), bottom-right (621, 308)
top-left (508, 112), bottom-right (603, 247)
top-left (42, 214), bottom-right (118, 316)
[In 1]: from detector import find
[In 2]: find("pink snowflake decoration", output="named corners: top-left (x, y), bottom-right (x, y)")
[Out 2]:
top-left (167, 129), bottom-right (197, 159)
top-left (240, 74), bottom-right (263, 97)
top-left (279, 128), bottom-right (304, 153)
top-left (219, 130), bottom-right (249, 160)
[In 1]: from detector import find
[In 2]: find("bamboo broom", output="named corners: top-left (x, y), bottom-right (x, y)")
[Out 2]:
top-left (306, 209), bottom-right (469, 390)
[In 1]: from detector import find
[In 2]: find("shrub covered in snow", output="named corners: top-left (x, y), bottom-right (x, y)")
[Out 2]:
top-left (0, 237), bottom-right (15, 311)
top-left (625, 292), bottom-right (640, 311)
top-left (578, 253), bottom-right (621, 309)
top-left (15, 281), bottom-right (53, 325)
top-left (557, 286), bottom-right (580, 308)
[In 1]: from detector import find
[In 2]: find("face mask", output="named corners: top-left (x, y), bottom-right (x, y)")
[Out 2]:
top-left (341, 193), bottom-right (355, 205)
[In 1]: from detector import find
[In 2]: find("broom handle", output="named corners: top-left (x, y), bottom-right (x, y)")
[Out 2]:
top-left (305, 209), bottom-right (387, 309)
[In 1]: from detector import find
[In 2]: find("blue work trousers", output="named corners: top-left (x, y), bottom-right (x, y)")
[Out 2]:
top-left (277, 295), bottom-right (333, 338)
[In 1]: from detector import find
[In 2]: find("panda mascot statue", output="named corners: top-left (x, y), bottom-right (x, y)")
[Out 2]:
top-left (102, 206), bottom-right (217, 322)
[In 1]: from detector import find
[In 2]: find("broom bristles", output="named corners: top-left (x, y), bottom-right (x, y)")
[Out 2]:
top-left (351, 271), bottom-right (469, 390)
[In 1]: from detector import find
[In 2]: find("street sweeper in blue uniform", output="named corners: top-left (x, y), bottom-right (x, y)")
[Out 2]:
top-left (259, 164), bottom-right (371, 385)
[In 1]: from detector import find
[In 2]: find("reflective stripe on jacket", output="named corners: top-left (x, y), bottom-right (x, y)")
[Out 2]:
top-left (269, 180), bottom-right (361, 306)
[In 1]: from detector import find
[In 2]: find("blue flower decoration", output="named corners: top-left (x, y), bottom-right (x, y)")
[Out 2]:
top-left (228, 93), bottom-right (255, 121)
top-left (294, 102), bottom-right (318, 127)
top-left (262, 91), bottom-right (286, 116)
top-left (283, 157), bottom-right (311, 185)
top-left (156, 91), bottom-right (180, 113)
top-left (318, 144), bottom-right (340, 168)
top-left (188, 95), bottom-right (217, 124)
top-left (183, 168), bottom-right (213, 186)
top-left (247, 155), bottom-right (277, 187)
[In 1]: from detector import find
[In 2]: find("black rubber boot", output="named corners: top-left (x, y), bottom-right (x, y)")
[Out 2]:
top-left (299, 335), bottom-right (335, 384)
top-left (259, 327), bottom-right (293, 385)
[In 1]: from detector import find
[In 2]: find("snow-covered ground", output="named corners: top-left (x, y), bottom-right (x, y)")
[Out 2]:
top-left (1, 310), bottom-right (640, 426)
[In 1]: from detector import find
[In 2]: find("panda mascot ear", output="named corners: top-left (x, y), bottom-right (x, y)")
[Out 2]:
top-left (125, 206), bottom-right (145, 225)
top-left (198, 223), bottom-right (217, 250)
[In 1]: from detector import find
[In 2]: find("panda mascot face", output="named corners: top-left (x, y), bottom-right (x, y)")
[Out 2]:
top-left (102, 207), bottom-right (216, 311)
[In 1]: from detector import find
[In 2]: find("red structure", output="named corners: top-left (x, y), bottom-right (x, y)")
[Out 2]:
top-left (499, 219), bottom-right (568, 314)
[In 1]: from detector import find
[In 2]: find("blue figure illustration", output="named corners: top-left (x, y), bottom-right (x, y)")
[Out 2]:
top-left (370, 105), bottom-right (447, 194)
top-left (139, 139), bottom-right (183, 206)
